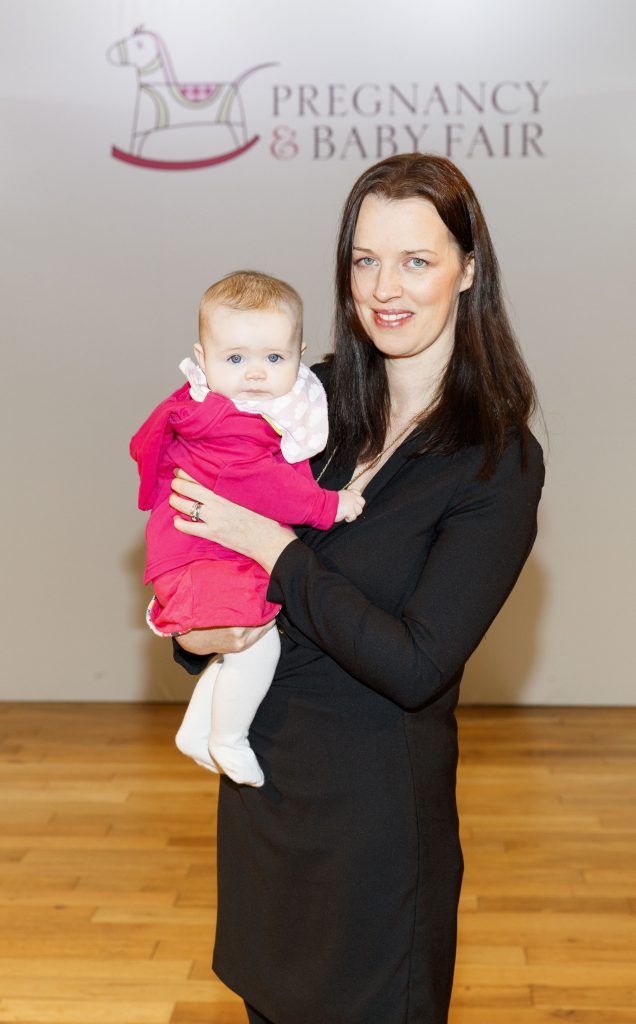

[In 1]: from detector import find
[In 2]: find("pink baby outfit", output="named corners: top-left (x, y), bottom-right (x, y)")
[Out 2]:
top-left (130, 362), bottom-right (338, 635)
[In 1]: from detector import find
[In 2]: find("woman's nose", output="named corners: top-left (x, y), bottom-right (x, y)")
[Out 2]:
top-left (373, 265), bottom-right (402, 302)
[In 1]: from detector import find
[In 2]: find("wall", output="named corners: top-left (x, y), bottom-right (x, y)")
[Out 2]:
top-left (1, 0), bottom-right (634, 703)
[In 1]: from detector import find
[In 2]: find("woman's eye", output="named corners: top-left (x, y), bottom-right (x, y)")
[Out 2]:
top-left (267, 354), bottom-right (282, 363)
top-left (408, 257), bottom-right (427, 268)
top-left (355, 257), bottom-right (376, 267)
top-left (228, 354), bottom-right (243, 364)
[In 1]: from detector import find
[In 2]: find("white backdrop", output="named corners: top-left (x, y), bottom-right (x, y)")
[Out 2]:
top-left (1, 0), bottom-right (634, 703)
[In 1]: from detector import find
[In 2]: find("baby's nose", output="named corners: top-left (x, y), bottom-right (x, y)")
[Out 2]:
top-left (246, 364), bottom-right (266, 379)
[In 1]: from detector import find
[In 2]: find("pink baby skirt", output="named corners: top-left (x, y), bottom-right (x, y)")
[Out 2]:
top-left (148, 558), bottom-right (281, 636)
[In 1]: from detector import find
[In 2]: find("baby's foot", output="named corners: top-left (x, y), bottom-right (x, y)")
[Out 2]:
top-left (208, 740), bottom-right (265, 787)
top-left (175, 727), bottom-right (219, 774)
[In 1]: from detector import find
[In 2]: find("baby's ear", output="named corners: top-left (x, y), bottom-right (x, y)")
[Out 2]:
top-left (193, 342), bottom-right (205, 369)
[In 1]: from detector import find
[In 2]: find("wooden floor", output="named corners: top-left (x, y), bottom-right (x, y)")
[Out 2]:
top-left (0, 704), bottom-right (634, 1024)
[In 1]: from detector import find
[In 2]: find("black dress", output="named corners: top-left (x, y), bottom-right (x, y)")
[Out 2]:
top-left (173, 363), bottom-right (545, 1024)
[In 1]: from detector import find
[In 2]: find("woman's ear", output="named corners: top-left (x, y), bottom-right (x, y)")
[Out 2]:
top-left (459, 253), bottom-right (475, 293)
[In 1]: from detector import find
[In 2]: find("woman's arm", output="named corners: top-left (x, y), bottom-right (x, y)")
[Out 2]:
top-left (172, 638), bottom-right (214, 675)
top-left (171, 622), bottom-right (277, 673)
top-left (265, 436), bottom-right (545, 710)
top-left (168, 438), bottom-right (544, 706)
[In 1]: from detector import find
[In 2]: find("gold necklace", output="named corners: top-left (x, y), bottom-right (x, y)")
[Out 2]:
top-left (317, 416), bottom-right (420, 488)
top-left (346, 417), bottom-right (420, 489)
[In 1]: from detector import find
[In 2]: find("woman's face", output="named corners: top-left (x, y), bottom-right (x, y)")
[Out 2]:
top-left (350, 194), bottom-right (474, 362)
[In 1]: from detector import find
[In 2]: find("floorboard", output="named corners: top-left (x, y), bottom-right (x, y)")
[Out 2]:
top-left (0, 704), bottom-right (633, 1023)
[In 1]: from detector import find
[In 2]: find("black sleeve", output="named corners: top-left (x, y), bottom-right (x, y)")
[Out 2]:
top-left (171, 637), bottom-right (214, 675)
top-left (266, 436), bottom-right (545, 711)
top-left (310, 359), bottom-right (332, 388)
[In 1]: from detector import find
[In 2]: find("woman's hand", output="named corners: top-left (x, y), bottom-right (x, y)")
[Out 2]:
top-left (168, 469), bottom-right (297, 573)
top-left (174, 621), bottom-right (277, 656)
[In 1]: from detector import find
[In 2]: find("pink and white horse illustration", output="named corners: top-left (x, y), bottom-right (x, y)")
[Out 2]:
top-left (107, 27), bottom-right (275, 169)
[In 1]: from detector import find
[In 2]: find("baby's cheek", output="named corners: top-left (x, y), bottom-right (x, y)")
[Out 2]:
top-left (278, 366), bottom-right (301, 396)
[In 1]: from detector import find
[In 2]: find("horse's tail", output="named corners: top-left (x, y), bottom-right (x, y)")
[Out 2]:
top-left (233, 62), bottom-right (278, 87)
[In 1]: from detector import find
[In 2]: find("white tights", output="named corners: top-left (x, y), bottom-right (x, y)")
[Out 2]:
top-left (175, 626), bottom-right (281, 787)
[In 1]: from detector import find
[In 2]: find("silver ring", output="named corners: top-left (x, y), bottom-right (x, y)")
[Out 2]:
top-left (190, 500), bottom-right (203, 522)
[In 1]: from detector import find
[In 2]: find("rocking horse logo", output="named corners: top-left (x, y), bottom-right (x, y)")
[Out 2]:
top-left (107, 27), bottom-right (275, 170)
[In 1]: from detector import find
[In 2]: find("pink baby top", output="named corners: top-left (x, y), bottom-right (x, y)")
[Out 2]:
top-left (130, 361), bottom-right (339, 626)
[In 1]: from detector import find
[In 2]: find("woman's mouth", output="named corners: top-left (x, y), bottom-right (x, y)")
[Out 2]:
top-left (372, 310), bottom-right (413, 329)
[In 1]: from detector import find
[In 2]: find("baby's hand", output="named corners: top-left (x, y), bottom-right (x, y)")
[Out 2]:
top-left (335, 488), bottom-right (365, 523)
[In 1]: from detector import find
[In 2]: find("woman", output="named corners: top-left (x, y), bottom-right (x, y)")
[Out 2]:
top-left (169, 154), bottom-right (545, 1024)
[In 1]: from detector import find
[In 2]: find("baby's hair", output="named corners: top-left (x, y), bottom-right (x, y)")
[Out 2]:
top-left (199, 270), bottom-right (303, 345)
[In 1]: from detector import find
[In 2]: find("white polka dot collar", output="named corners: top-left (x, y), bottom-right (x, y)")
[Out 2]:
top-left (178, 358), bottom-right (329, 464)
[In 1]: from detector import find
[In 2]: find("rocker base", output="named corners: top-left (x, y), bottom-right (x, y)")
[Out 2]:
top-left (111, 135), bottom-right (260, 170)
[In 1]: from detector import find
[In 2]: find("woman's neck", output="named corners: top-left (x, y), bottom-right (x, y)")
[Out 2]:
top-left (385, 339), bottom-right (452, 421)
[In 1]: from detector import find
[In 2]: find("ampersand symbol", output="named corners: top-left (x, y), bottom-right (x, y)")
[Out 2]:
top-left (270, 126), bottom-right (299, 160)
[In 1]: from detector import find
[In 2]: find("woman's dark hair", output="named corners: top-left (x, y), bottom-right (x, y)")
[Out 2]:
top-left (325, 153), bottom-right (539, 479)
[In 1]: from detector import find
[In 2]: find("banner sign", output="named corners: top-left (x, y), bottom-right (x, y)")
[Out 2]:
top-left (107, 26), bottom-right (548, 170)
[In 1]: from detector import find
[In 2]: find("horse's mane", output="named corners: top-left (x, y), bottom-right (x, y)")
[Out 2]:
top-left (134, 26), bottom-right (177, 83)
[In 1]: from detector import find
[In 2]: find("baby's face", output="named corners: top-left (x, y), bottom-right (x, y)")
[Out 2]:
top-left (196, 304), bottom-right (302, 401)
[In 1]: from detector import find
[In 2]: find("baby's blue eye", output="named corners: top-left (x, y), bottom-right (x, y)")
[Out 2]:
top-left (228, 354), bottom-right (243, 364)
top-left (267, 354), bottom-right (282, 363)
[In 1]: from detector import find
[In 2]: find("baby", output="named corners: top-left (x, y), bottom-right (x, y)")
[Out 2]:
top-left (130, 270), bottom-right (364, 787)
